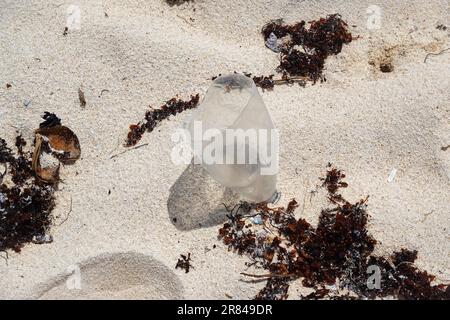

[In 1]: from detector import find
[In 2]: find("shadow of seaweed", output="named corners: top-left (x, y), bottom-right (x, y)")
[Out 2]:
top-left (167, 163), bottom-right (239, 231)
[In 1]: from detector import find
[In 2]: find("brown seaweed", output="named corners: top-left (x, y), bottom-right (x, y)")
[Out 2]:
top-left (0, 114), bottom-right (80, 252)
top-left (212, 14), bottom-right (354, 90)
top-left (262, 14), bottom-right (353, 82)
top-left (218, 165), bottom-right (449, 300)
top-left (0, 138), bottom-right (55, 252)
top-left (125, 94), bottom-right (200, 147)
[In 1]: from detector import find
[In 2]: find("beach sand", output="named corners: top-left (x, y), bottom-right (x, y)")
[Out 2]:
top-left (0, 0), bottom-right (449, 299)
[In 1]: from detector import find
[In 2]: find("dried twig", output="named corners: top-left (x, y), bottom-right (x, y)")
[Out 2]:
top-left (240, 272), bottom-right (296, 279)
top-left (110, 143), bottom-right (149, 159)
top-left (55, 196), bottom-right (73, 226)
top-left (0, 250), bottom-right (8, 265)
top-left (420, 210), bottom-right (434, 223)
top-left (424, 48), bottom-right (450, 63)
top-left (272, 76), bottom-right (308, 85)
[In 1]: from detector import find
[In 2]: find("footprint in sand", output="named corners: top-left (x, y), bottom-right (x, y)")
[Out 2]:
top-left (36, 252), bottom-right (183, 299)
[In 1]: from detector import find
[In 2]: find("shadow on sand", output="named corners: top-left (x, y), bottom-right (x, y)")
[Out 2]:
top-left (167, 163), bottom-right (239, 231)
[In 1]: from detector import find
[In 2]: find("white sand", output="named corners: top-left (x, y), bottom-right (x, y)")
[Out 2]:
top-left (0, 0), bottom-right (449, 299)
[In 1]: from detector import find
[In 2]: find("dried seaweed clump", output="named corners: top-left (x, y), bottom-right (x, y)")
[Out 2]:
top-left (251, 75), bottom-right (276, 90)
top-left (261, 14), bottom-right (353, 83)
top-left (175, 253), bottom-right (193, 273)
top-left (166, 0), bottom-right (192, 6)
top-left (39, 112), bottom-right (61, 128)
top-left (212, 73), bottom-right (277, 91)
top-left (243, 73), bottom-right (276, 91)
top-left (125, 94), bottom-right (200, 147)
top-left (218, 165), bottom-right (449, 300)
top-left (209, 15), bottom-right (352, 91)
top-left (0, 114), bottom-right (80, 252)
top-left (320, 165), bottom-right (348, 196)
top-left (0, 137), bottom-right (55, 252)
top-left (254, 277), bottom-right (290, 300)
top-left (353, 249), bottom-right (450, 299)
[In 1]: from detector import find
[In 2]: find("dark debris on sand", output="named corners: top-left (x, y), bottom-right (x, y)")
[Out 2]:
top-left (1, 113), bottom-right (80, 253)
top-left (125, 94), bottom-right (200, 147)
top-left (255, 277), bottom-right (290, 300)
top-left (175, 253), bottom-right (193, 273)
top-left (39, 112), bottom-right (62, 128)
top-left (0, 137), bottom-right (55, 252)
top-left (213, 73), bottom-right (277, 91)
top-left (211, 14), bottom-right (354, 90)
top-left (218, 165), bottom-right (449, 300)
top-left (244, 73), bottom-right (276, 91)
top-left (166, 0), bottom-right (192, 6)
top-left (262, 14), bottom-right (353, 83)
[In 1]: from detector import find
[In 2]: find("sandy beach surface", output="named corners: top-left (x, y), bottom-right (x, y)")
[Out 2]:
top-left (0, 0), bottom-right (449, 299)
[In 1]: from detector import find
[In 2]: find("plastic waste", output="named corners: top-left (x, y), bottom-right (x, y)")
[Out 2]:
top-left (184, 74), bottom-right (278, 202)
top-left (265, 32), bottom-right (281, 52)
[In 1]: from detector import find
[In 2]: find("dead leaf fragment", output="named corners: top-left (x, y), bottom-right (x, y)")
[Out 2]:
top-left (78, 88), bottom-right (86, 107)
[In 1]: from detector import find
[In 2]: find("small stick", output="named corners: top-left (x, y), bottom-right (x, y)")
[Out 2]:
top-left (394, 261), bottom-right (416, 269)
top-left (110, 143), bottom-right (149, 159)
top-left (177, 14), bottom-right (193, 25)
top-left (55, 196), bottom-right (73, 226)
top-left (0, 250), bottom-right (8, 265)
top-left (273, 76), bottom-right (308, 85)
top-left (31, 134), bottom-right (43, 173)
top-left (420, 210), bottom-right (434, 223)
top-left (424, 48), bottom-right (450, 63)
top-left (240, 272), bottom-right (296, 279)
top-left (108, 137), bottom-right (122, 155)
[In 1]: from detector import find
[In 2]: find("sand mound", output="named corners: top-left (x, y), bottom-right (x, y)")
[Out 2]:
top-left (36, 252), bottom-right (183, 299)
